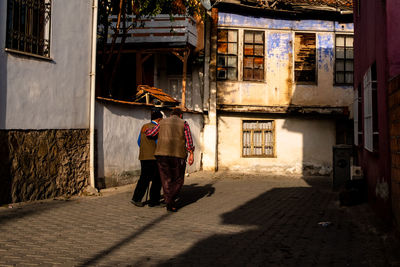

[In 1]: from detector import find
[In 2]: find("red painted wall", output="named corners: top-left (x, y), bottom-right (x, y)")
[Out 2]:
top-left (386, 0), bottom-right (400, 78)
top-left (353, 0), bottom-right (391, 220)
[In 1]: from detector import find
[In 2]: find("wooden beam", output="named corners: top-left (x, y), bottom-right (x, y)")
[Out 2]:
top-left (141, 54), bottom-right (152, 64)
top-left (99, 47), bottom-right (189, 55)
top-left (181, 49), bottom-right (190, 109)
top-left (172, 51), bottom-right (184, 62)
top-left (136, 52), bottom-right (142, 86)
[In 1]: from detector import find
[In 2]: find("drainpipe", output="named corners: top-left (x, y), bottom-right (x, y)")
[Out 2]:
top-left (89, 0), bottom-right (99, 189)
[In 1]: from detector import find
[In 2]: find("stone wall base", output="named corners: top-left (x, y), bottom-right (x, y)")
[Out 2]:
top-left (0, 129), bottom-right (89, 204)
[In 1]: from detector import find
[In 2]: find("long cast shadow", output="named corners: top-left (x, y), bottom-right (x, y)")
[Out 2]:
top-left (79, 213), bottom-right (171, 267)
top-left (79, 182), bottom-right (216, 266)
top-left (156, 180), bottom-right (397, 266)
top-left (0, 199), bottom-right (75, 225)
top-left (176, 183), bottom-right (215, 209)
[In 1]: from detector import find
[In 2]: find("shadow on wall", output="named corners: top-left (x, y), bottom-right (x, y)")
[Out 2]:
top-left (282, 115), bottom-right (334, 176)
top-left (0, 131), bottom-right (11, 204)
top-left (280, 42), bottom-right (352, 176)
top-left (94, 103), bottom-right (149, 189)
top-left (0, 51), bottom-right (6, 129)
top-left (95, 102), bottom-right (105, 189)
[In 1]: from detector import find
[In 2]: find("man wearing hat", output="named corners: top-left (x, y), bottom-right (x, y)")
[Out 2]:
top-left (131, 109), bottom-right (164, 207)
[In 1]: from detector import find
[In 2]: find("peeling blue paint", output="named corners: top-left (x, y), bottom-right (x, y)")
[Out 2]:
top-left (335, 22), bottom-right (354, 31)
top-left (267, 33), bottom-right (291, 58)
top-left (317, 34), bottom-right (334, 72)
top-left (219, 13), bottom-right (347, 32)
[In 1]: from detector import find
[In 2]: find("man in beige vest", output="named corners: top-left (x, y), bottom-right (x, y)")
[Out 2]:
top-left (145, 108), bottom-right (194, 212)
top-left (131, 110), bottom-right (164, 207)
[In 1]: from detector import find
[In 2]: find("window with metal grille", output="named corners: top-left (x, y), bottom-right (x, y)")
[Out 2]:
top-left (294, 32), bottom-right (316, 83)
top-left (243, 30), bottom-right (264, 81)
top-left (217, 29), bottom-right (238, 80)
top-left (335, 35), bottom-right (354, 85)
top-left (242, 120), bottom-right (275, 157)
top-left (363, 63), bottom-right (378, 152)
top-left (6, 0), bottom-right (51, 58)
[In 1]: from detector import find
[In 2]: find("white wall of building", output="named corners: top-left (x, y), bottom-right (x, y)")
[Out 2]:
top-left (217, 114), bottom-right (335, 175)
top-left (96, 102), bottom-right (203, 184)
top-left (0, 0), bottom-right (92, 129)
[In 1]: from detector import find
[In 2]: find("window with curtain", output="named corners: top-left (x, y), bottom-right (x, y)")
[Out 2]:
top-left (242, 120), bottom-right (275, 157)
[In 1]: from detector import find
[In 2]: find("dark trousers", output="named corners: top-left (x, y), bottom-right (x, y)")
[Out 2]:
top-left (156, 156), bottom-right (186, 205)
top-left (132, 160), bottom-right (162, 204)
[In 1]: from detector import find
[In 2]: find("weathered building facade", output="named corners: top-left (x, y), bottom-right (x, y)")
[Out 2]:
top-left (0, 0), bottom-right (205, 203)
top-left (0, 0), bottom-right (93, 203)
top-left (353, 0), bottom-right (400, 226)
top-left (203, 0), bottom-right (354, 175)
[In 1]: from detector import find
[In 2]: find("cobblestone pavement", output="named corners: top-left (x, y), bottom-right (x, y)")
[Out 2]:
top-left (1, 171), bottom-right (399, 267)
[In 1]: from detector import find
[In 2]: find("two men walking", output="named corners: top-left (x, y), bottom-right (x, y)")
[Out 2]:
top-left (132, 108), bottom-right (195, 212)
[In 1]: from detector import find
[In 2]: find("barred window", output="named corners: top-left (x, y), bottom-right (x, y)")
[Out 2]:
top-left (243, 30), bottom-right (264, 81)
top-left (6, 0), bottom-right (51, 58)
top-left (335, 35), bottom-right (354, 85)
top-left (242, 120), bottom-right (275, 157)
top-left (217, 29), bottom-right (238, 80)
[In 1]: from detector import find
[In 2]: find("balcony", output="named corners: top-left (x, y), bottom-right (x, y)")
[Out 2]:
top-left (106, 14), bottom-right (198, 48)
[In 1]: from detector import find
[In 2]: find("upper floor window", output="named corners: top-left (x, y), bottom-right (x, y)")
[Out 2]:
top-left (335, 35), bottom-right (354, 85)
top-left (243, 31), bottom-right (264, 81)
top-left (6, 0), bottom-right (51, 58)
top-left (242, 120), bottom-right (275, 157)
top-left (294, 33), bottom-right (316, 84)
top-left (217, 29), bottom-right (238, 80)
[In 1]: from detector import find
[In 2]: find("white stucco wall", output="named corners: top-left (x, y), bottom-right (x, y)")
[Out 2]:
top-left (217, 114), bottom-right (335, 175)
top-left (96, 102), bottom-right (203, 183)
top-left (0, 0), bottom-right (92, 129)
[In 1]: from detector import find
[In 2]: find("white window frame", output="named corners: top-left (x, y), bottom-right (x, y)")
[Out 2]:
top-left (363, 67), bottom-right (378, 152)
top-left (354, 88), bottom-right (359, 146)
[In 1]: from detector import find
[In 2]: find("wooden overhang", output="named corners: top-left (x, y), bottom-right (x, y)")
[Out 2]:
top-left (101, 13), bottom-right (201, 110)
top-left (214, 0), bottom-right (353, 22)
top-left (135, 85), bottom-right (180, 106)
top-left (217, 104), bottom-right (350, 117)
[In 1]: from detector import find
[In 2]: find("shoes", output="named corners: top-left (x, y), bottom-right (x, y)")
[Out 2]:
top-left (166, 204), bottom-right (178, 212)
top-left (148, 201), bottom-right (167, 208)
top-left (130, 200), bottom-right (145, 207)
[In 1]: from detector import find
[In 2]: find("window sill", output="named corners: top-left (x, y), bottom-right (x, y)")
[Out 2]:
top-left (243, 80), bottom-right (266, 83)
top-left (295, 82), bottom-right (318, 85)
top-left (5, 48), bottom-right (53, 62)
top-left (241, 155), bottom-right (276, 158)
top-left (334, 83), bottom-right (353, 86)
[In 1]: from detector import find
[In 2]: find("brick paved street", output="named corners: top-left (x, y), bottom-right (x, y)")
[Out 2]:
top-left (0, 172), bottom-right (399, 267)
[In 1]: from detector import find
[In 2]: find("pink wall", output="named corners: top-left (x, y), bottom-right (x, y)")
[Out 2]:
top-left (353, 0), bottom-right (391, 220)
top-left (386, 0), bottom-right (400, 78)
